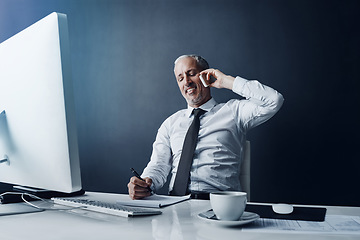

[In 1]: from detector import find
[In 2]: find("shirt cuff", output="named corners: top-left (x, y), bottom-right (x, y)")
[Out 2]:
top-left (232, 76), bottom-right (248, 95)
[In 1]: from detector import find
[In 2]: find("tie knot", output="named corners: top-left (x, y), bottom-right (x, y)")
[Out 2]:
top-left (193, 108), bottom-right (206, 118)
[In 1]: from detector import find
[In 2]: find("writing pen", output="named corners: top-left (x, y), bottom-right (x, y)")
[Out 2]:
top-left (130, 168), bottom-right (152, 193)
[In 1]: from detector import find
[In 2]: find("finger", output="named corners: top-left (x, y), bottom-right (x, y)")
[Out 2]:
top-left (132, 191), bottom-right (152, 200)
top-left (133, 184), bottom-right (150, 193)
top-left (130, 185), bottom-right (152, 199)
top-left (199, 68), bottom-right (214, 76)
top-left (144, 177), bottom-right (153, 186)
top-left (128, 178), bottom-right (147, 196)
top-left (130, 176), bottom-right (149, 188)
top-left (206, 72), bottom-right (212, 81)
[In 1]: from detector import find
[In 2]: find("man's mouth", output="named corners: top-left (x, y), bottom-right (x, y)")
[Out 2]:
top-left (186, 87), bottom-right (196, 94)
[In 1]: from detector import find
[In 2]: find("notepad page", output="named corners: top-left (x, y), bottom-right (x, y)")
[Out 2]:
top-left (116, 194), bottom-right (191, 208)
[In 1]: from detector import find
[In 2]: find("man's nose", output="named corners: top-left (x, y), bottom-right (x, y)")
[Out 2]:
top-left (184, 75), bottom-right (192, 85)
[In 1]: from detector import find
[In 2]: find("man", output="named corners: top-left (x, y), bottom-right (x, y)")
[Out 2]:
top-left (128, 54), bottom-right (284, 199)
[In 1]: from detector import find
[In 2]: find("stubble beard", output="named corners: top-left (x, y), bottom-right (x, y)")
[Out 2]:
top-left (186, 91), bottom-right (204, 107)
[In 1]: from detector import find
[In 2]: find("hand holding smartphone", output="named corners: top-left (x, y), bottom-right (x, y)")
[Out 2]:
top-left (200, 69), bottom-right (235, 90)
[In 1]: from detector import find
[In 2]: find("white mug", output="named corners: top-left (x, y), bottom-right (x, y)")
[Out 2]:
top-left (210, 191), bottom-right (247, 221)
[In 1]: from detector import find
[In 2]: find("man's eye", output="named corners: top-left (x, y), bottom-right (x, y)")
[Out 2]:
top-left (178, 78), bottom-right (183, 82)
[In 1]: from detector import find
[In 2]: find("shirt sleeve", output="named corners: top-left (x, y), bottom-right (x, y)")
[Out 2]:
top-left (231, 76), bottom-right (284, 132)
top-left (141, 119), bottom-right (173, 192)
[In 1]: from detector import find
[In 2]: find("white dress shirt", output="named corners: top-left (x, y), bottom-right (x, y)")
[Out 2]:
top-left (142, 76), bottom-right (284, 193)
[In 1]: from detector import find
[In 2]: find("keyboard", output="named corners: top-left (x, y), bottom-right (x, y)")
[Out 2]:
top-left (52, 197), bottom-right (162, 217)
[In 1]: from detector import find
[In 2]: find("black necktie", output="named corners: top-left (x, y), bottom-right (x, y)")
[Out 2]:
top-left (171, 108), bottom-right (206, 196)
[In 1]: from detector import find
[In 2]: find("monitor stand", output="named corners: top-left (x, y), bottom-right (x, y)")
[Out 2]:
top-left (0, 185), bottom-right (85, 204)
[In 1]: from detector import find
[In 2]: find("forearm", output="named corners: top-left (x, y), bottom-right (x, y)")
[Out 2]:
top-left (201, 68), bottom-right (284, 109)
top-left (232, 76), bottom-right (284, 112)
top-left (141, 125), bottom-right (172, 191)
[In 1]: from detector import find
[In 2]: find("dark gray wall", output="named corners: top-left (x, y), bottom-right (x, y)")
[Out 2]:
top-left (0, 0), bottom-right (359, 206)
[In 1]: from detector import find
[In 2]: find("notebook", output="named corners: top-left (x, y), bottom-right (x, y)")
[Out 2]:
top-left (116, 194), bottom-right (191, 208)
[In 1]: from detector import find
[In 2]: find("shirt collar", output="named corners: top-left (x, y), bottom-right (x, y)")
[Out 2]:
top-left (186, 98), bottom-right (217, 117)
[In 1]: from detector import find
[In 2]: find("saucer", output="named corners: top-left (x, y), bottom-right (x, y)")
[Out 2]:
top-left (198, 210), bottom-right (259, 226)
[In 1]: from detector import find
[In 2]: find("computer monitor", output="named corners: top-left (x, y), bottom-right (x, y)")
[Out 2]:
top-left (0, 12), bottom-right (83, 197)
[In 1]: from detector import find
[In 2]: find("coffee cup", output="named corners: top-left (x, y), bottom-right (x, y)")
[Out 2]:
top-left (210, 191), bottom-right (247, 221)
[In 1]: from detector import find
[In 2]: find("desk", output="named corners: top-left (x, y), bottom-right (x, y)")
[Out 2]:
top-left (1, 191), bottom-right (359, 240)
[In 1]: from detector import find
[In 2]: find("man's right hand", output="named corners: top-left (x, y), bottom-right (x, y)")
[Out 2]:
top-left (127, 176), bottom-right (153, 200)
top-left (200, 68), bottom-right (235, 90)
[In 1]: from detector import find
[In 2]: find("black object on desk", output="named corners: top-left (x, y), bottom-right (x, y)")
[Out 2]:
top-left (245, 203), bottom-right (327, 222)
top-left (0, 188), bottom-right (85, 204)
top-left (0, 193), bottom-right (37, 204)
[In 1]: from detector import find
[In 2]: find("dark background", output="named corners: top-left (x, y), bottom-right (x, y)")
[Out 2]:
top-left (0, 0), bottom-right (359, 206)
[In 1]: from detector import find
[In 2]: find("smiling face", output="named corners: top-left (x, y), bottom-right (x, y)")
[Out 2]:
top-left (174, 57), bottom-right (211, 108)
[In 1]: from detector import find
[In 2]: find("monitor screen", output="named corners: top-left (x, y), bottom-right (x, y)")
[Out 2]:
top-left (0, 12), bottom-right (82, 194)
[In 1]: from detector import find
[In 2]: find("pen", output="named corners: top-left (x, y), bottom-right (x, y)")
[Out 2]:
top-left (130, 168), bottom-right (152, 193)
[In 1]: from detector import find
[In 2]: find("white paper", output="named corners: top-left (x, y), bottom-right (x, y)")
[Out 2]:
top-left (242, 215), bottom-right (360, 234)
top-left (116, 194), bottom-right (191, 208)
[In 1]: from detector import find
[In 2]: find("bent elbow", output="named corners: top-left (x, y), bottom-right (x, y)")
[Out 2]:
top-left (274, 92), bottom-right (284, 111)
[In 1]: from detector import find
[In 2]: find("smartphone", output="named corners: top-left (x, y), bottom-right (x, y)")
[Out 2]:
top-left (199, 74), bottom-right (210, 87)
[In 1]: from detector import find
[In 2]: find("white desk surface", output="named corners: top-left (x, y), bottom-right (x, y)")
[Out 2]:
top-left (1, 191), bottom-right (359, 240)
